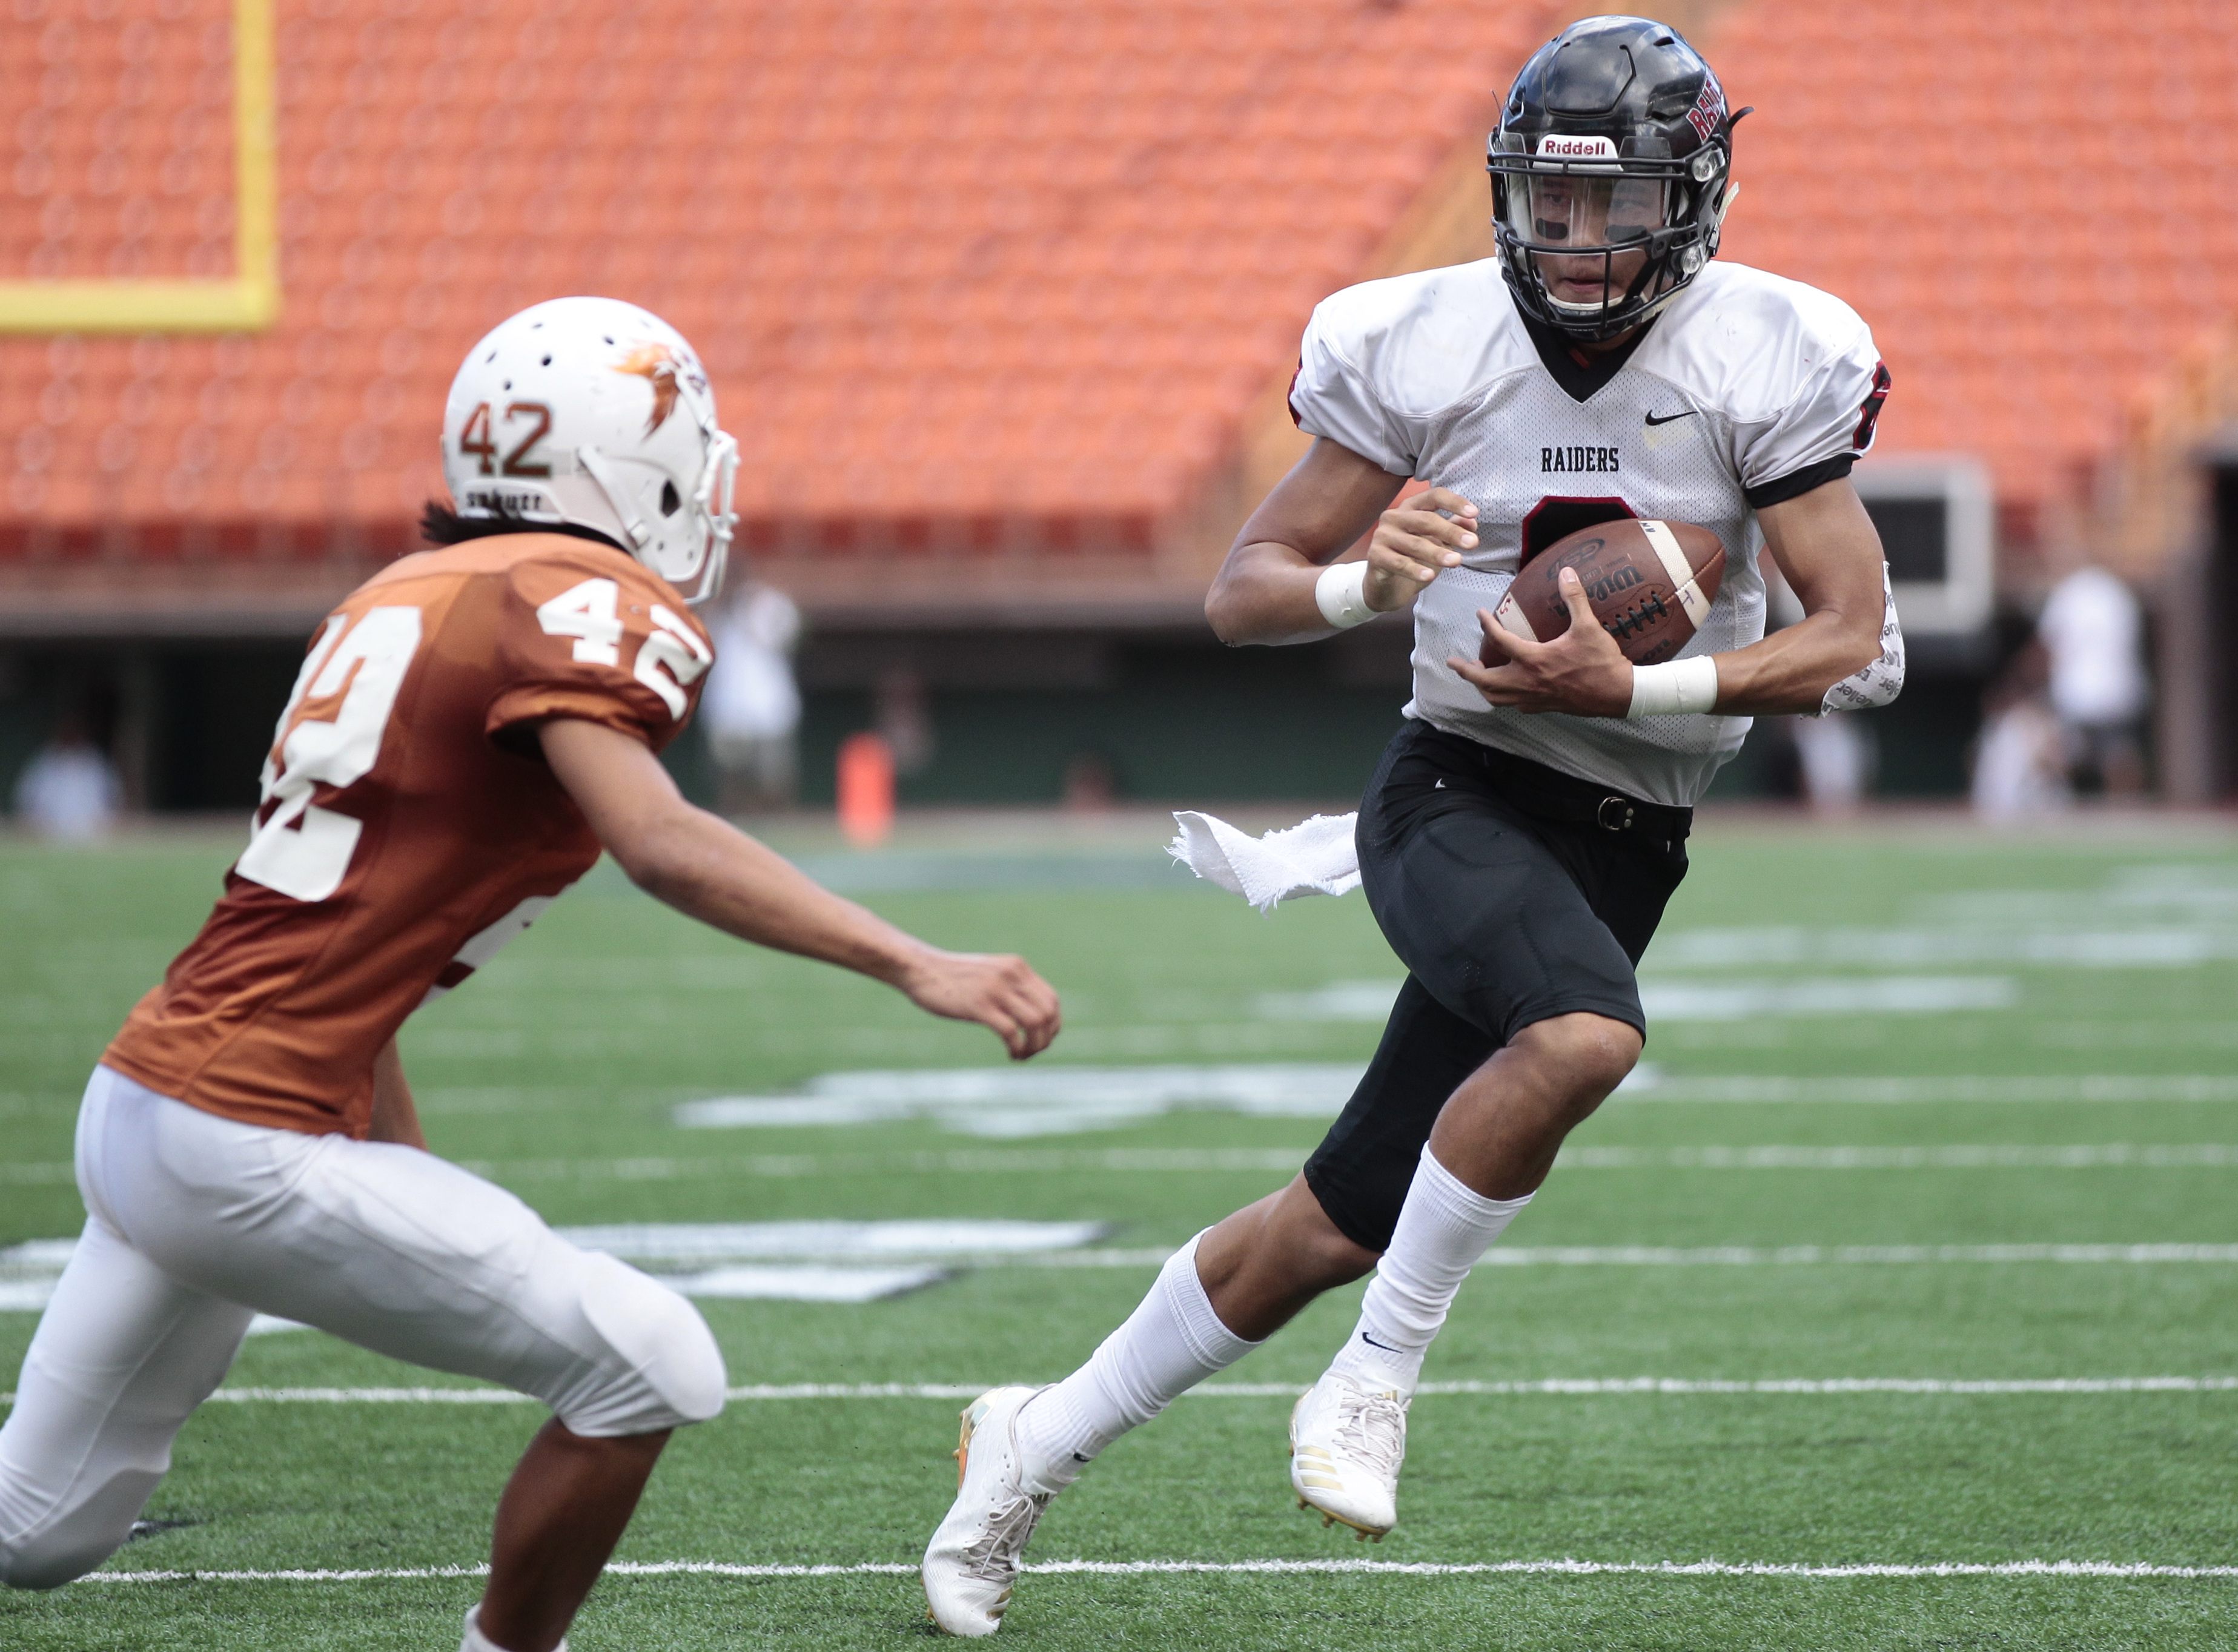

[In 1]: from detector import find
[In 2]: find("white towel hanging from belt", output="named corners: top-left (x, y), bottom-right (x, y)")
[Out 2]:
top-left (1166, 810), bottom-right (1362, 914)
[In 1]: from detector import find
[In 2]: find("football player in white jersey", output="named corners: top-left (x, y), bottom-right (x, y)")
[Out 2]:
top-left (922, 16), bottom-right (1904, 1634)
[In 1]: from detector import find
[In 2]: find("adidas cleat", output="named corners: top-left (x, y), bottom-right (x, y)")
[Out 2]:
top-left (1288, 1369), bottom-right (1409, 1540)
top-left (922, 1385), bottom-right (1053, 1637)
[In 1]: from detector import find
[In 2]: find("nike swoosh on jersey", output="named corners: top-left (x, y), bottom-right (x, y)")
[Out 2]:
top-left (1643, 409), bottom-right (1700, 426)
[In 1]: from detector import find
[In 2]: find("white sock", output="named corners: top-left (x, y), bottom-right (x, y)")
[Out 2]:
top-left (1327, 1148), bottom-right (1532, 1395)
top-left (1013, 1231), bottom-right (1260, 1495)
top-left (463, 1606), bottom-right (564, 1652)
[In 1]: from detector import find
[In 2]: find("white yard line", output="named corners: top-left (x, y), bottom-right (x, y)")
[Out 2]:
top-left (21, 1142), bottom-right (2238, 1185)
top-left (0, 1163), bottom-right (76, 1185)
top-left (481, 1150), bottom-right (1309, 1181)
top-left (16, 1240), bottom-right (2238, 1317)
top-left (1203, 1376), bottom-right (2238, 1398)
top-left (359, 1142), bottom-right (2238, 1181)
top-left (1472, 1243), bottom-right (2238, 1266)
top-left (551, 1220), bottom-right (1112, 1258)
top-left (1563, 1144), bottom-right (2238, 1169)
top-left (1633, 1075), bottom-right (2238, 1105)
top-left (71, 1557), bottom-right (2238, 1584)
top-left (12, 1375), bottom-right (2234, 1407)
top-left (1266, 977), bottom-right (2032, 1024)
top-left (971, 1243), bottom-right (2238, 1268)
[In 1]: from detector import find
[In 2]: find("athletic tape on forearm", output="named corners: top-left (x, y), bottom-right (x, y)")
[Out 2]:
top-left (1626, 656), bottom-right (1720, 719)
top-left (1314, 560), bottom-right (1375, 630)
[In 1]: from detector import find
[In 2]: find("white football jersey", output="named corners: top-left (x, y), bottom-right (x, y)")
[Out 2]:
top-left (1289, 257), bottom-right (1894, 807)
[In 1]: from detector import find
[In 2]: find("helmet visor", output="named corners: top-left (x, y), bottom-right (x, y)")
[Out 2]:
top-left (1505, 171), bottom-right (1669, 247)
top-left (1504, 171), bottom-right (1670, 314)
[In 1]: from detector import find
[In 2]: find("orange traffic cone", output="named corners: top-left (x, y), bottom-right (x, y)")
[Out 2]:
top-left (836, 732), bottom-right (896, 847)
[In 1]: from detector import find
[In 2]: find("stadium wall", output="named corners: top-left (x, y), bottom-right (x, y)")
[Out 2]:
top-left (0, 610), bottom-right (1999, 821)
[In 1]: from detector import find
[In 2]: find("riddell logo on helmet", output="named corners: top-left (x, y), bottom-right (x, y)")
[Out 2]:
top-left (1535, 134), bottom-right (1618, 160)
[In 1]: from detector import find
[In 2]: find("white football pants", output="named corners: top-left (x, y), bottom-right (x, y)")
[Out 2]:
top-left (0, 1065), bottom-right (726, 1591)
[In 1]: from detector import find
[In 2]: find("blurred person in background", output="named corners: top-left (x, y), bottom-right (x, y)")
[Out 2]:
top-left (875, 664), bottom-right (937, 778)
top-left (12, 709), bottom-right (122, 841)
top-left (2036, 560), bottom-right (2148, 797)
top-left (702, 577), bottom-right (804, 814)
top-left (1061, 750), bottom-right (1117, 811)
top-left (1971, 639), bottom-right (2070, 822)
top-left (1790, 710), bottom-right (1875, 813)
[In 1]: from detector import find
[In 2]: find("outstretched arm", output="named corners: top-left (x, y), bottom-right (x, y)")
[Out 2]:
top-left (1205, 437), bottom-right (1474, 646)
top-left (538, 718), bottom-right (1062, 1059)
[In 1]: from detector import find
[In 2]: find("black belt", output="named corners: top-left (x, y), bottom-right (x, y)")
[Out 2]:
top-left (1417, 726), bottom-right (1692, 841)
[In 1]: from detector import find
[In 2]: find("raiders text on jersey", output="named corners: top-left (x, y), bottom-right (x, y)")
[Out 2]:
top-left (1543, 445), bottom-right (1621, 474)
top-left (1288, 256), bottom-right (1903, 807)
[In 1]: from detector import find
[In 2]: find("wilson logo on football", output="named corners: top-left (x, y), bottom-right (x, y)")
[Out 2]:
top-left (1534, 134), bottom-right (1618, 160)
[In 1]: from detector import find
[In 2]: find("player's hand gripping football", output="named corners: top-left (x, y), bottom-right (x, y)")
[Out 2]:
top-left (1451, 567), bottom-right (1633, 717)
top-left (1363, 486), bottom-right (1478, 612)
top-left (897, 947), bottom-right (1062, 1061)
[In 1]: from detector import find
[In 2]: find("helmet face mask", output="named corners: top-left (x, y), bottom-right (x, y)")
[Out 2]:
top-left (441, 297), bottom-right (741, 606)
top-left (1501, 167), bottom-right (1675, 326)
top-left (1488, 16), bottom-right (1742, 343)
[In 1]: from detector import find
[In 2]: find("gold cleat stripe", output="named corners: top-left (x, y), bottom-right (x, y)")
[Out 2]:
top-left (1294, 1495), bottom-right (1394, 1540)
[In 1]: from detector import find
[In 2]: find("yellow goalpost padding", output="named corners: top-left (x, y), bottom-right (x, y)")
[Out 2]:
top-left (0, 0), bottom-right (279, 334)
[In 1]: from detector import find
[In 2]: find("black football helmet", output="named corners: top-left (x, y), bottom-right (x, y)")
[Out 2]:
top-left (1488, 16), bottom-right (1746, 342)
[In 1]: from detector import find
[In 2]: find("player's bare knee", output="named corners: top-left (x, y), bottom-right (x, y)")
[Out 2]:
top-left (1516, 1013), bottom-right (1642, 1107)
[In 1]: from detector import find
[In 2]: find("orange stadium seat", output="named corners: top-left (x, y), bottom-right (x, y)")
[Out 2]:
top-left (1711, 0), bottom-right (2238, 540)
top-left (1, 0), bottom-right (1542, 571)
top-left (37, 0), bottom-right (2225, 578)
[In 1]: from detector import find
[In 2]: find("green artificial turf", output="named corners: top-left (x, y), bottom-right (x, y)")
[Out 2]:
top-left (4, 817), bottom-right (2238, 1648)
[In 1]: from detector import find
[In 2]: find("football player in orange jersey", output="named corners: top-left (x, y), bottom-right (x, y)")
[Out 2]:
top-left (0, 297), bottom-right (1062, 1652)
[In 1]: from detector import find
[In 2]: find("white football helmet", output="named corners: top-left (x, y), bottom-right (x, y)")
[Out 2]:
top-left (441, 297), bottom-right (739, 605)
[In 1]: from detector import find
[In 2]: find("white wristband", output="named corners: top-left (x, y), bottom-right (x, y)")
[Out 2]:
top-left (1626, 655), bottom-right (1720, 719)
top-left (1314, 560), bottom-right (1375, 630)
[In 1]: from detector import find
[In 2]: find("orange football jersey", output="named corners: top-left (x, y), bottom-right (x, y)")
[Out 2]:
top-left (104, 534), bottom-right (715, 1138)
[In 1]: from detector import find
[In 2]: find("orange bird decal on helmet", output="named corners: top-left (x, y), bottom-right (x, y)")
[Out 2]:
top-left (612, 343), bottom-right (682, 435)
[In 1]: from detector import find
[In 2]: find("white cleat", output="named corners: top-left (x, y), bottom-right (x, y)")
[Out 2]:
top-left (1289, 1370), bottom-right (1409, 1541)
top-left (922, 1385), bottom-right (1054, 1637)
top-left (461, 1605), bottom-right (563, 1652)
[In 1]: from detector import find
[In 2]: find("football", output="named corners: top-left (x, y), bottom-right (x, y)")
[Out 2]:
top-left (1489, 518), bottom-right (1726, 667)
